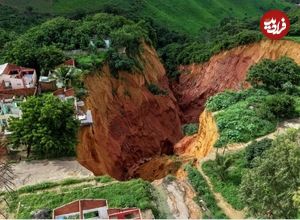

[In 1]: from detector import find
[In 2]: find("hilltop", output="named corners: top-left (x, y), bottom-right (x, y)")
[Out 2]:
top-left (0, 0), bottom-right (292, 34)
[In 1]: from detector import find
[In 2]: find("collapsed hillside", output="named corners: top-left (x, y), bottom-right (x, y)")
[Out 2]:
top-left (173, 40), bottom-right (300, 122)
top-left (77, 44), bottom-right (183, 180)
top-left (78, 39), bottom-right (300, 181)
top-left (174, 110), bottom-right (218, 159)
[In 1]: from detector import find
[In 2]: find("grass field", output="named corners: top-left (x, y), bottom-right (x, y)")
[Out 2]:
top-left (0, 0), bottom-right (292, 34)
top-left (202, 151), bottom-right (247, 210)
top-left (185, 164), bottom-right (228, 219)
top-left (285, 36), bottom-right (300, 43)
top-left (4, 177), bottom-right (160, 219)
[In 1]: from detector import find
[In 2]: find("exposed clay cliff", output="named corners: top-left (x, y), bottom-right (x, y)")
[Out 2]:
top-left (173, 40), bottom-right (300, 122)
top-left (175, 110), bottom-right (218, 159)
top-left (77, 44), bottom-right (183, 180)
top-left (130, 109), bottom-right (220, 181)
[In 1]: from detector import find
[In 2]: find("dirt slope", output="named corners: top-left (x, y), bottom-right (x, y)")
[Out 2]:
top-left (173, 40), bottom-right (300, 122)
top-left (175, 110), bottom-right (218, 159)
top-left (152, 177), bottom-right (202, 219)
top-left (77, 44), bottom-right (183, 180)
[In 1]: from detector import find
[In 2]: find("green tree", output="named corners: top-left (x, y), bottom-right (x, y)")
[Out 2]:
top-left (240, 129), bottom-right (300, 218)
top-left (8, 95), bottom-right (79, 158)
top-left (4, 42), bottom-right (64, 75)
top-left (213, 153), bottom-right (233, 180)
top-left (50, 66), bottom-right (82, 89)
top-left (245, 138), bottom-right (272, 168)
top-left (265, 94), bottom-right (297, 119)
top-left (0, 28), bottom-right (13, 49)
top-left (293, 188), bottom-right (300, 218)
top-left (37, 46), bottom-right (65, 74)
top-left (182, 123), bottom-right (199, 136)
top-left (246, 57), bottom-right (300, 93)
top-left (110, 22), bottom-right (148, 56)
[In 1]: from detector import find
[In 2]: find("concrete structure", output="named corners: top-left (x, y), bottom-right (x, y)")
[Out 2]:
top-left (53, 199), bottom-right (142, 219)
top-left (0, 98), bottom-right (23, 134)
top-left (53, 88), bottom-right (76, 101)
top-left (0, 63), bottom-right (36, 92)
top-left (39, 76), bottom-right (57, 92)
top-left (53, 88), bottom-right (93, 126)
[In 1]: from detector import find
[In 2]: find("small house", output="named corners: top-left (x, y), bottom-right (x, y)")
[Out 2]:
top-left (53, 88), bottom-right (93, 126)
top-left (0, 63), bottom-right (37, 92)
top-left (53, 199), bottom-right (142, 219)
top-left (0, 98), bottom-right (23, 134)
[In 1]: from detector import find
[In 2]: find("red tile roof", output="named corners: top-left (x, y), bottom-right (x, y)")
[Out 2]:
top-left (1, 63), bottom-right (35, 75)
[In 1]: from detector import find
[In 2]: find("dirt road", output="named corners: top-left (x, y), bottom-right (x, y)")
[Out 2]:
top-left (11, 159), bottom-right (93, 188)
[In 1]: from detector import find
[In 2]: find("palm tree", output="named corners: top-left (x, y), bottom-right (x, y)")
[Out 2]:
top-left (49, 67), bottom-right (82, 90)
top-left (214, 153), bottom-right (232, 181)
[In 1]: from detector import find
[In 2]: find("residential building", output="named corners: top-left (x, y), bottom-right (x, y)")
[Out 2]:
top-left (53, 199), bottom-right (142, 219)
top-left (0, 98), bottom-right (23, 134)
top-left (0, 63), bottom-right (37, 92)
top-left (39, 76), bottom-right (57, 92)
top-left (53, 88), bottom-right (93, 126)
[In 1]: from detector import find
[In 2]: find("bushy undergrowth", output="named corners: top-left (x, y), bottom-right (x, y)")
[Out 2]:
top-left (8, 179), bottom-right (159, 219)
top-left (17, 176), bottom-right (114, 194)
top-left (203, 129), bottom-right (300, 218)
top-left (206, 89), bottom-right (269, 112)
top-left (209, 88), bottom-right (298, 148)
top-left (160, 19), bottom-right (263, 78)
top-left (245, 138), bottom-right (273, 168)
top-left (147, 83), bottom-right (168, 96)
top-left (185, 165), bottom-right (227, 219)
top-left (2, 13), bottom-right (149, 76)
top-left (75, 52), bottom-right (107, 71)
top-left (202, 151), bottom-right (246, 210)
top-left (213, 93), bottom-right (277, 148)
top-left (182, 123), bottom-right (199, 136)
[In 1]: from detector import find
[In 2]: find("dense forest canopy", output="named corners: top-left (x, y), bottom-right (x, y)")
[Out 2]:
top-left (0, 13), bottom-right (150, 75)
top-left (2, 1), bottom-right (300, 80)
top-left (0, 0), bottom-right (292, 34)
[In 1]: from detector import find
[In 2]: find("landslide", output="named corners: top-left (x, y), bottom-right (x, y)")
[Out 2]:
top-left (173, 40), bottom-right (300, 122)
top-left (78, 39), bottom-right (300, 181)
top-left (174, 110), bottom-right (218, 159)
top-left (77, 44), bottom-right (183, 180)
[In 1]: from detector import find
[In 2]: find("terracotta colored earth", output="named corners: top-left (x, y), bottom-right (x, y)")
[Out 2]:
top-left (77, 44), bottom-right (183, 180)
top-left (77, 39), bottom-right (300, 180)
top-left (173, 39), bottom-right (300, 122)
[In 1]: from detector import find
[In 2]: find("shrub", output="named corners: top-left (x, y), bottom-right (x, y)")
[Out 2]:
top-left (206, 89), bottom-right (269, 112)
top-left (76, 52), bottom-right (106, 71)
top-left (213, 153), bottom-right (233, 181)
top-left (245, 138), bottom-right (273, 168)
top-left (182, 123), bottom-right (199, 136)
top-left (107, 50), bottom-right (136, 77)
top-left (240, 129), bottom-right (300, 218)
top-left (246, 57), bottom-right (300, 93)
top-left (265, 95), bottom-right (297, 119)
top-left (7, 179), bottom-right (161, 219)
top-left (147, 83), bottom-right (167, 96)
top-left (185, 165), bottom-right (227, 219)
top-left (212, 89), bottom-right (298, 148)
top-left (214, 101), bottom-right (277, 148)
top-left (206, 91), bottom-right (239, 112)
top-left (202, 151), bottom-right (246, 210)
